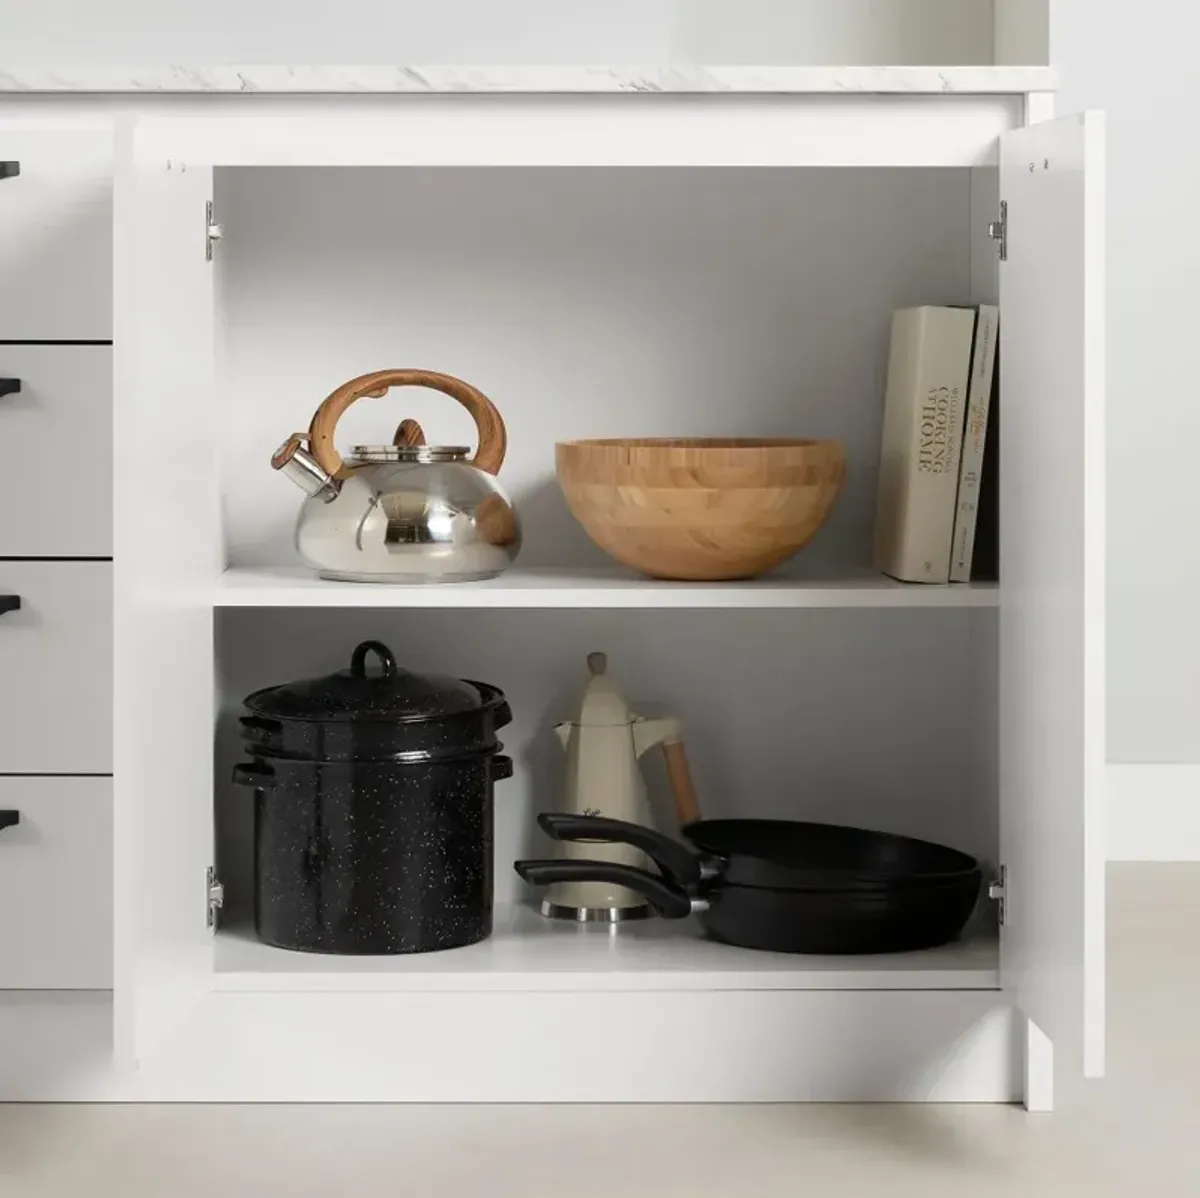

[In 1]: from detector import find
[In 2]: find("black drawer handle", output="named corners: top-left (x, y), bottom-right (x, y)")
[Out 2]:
top-left (0, 596), bottom-right (20, 615)
top-left (0, 811), bottom-right (19, 832)
top-left (0, 162), bottom-right (18, 180)
top-left (0, 380), bottom-right (19, 399)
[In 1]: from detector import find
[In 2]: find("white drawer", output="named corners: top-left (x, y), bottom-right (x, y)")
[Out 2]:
top-left (0, 345), bottom-right (112, 555)
top-left (0, 777), bottom-right (112, 988)
top-left (0, 121), bottom-right (112, 341)
top-left (0, 562), bottom-right (111, 773)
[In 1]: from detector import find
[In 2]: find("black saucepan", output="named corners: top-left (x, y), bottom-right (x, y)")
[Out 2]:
top-left (515, 814), bottom-right (982, 955)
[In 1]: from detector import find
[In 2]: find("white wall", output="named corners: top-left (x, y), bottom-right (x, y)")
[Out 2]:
top-left (1055, 3), bottom-right (1200, 766)
top-left (0, 1), bottom-right (678, 64)
top-left (676, 1), bottom-right (993, 65)
top-left (0, 0), bottom-right (993, 65)
top-left (1053, 1), bottom-right (1200, 858)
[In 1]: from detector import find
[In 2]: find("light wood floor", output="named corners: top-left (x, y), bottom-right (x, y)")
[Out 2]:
top-left (2, 864), bottom-right (1197, 1197)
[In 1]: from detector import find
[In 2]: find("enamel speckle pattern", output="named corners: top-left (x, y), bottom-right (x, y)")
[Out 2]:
top-left (251, 755), bottom-right (503, 955)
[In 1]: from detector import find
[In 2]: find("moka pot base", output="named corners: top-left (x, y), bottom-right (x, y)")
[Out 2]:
top-left (540, 899), bottom-right (653, 923)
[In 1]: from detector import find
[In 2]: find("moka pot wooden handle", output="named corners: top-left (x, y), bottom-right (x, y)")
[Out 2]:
top-left (661, 739), bottom-right (702, 828)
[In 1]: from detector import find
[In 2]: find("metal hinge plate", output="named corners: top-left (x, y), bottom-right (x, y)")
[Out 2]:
top-left (206, 866), bottom-right (225, 928)
top-left (988, 865), bottom-right (1007, 926)
top-left (205, 200), bottom-right (224, 261)
top-left (988, 200), bottom-right (1008, 262)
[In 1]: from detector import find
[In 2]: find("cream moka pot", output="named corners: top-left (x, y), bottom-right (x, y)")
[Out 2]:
top-left (542, 652), bottom-right (700, 922)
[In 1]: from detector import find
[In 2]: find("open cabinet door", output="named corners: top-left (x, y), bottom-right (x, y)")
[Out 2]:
top-left (113, 121), bottom-right (218, 1068)
top-left (998, 112), bottom-right (1105, 1108)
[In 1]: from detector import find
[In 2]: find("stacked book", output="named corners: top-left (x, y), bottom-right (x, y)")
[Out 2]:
top-left (873, 305), bottom-right (999, 584)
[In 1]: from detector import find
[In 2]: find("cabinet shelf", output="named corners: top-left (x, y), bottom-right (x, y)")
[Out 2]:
top-left (214, 566), bottom-right (999, 609)
top-left (213, 904), bottom-right (999, 993)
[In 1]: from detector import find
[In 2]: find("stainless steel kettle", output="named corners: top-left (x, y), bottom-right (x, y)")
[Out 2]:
top-left (272, 369), bottom-right (520, 583)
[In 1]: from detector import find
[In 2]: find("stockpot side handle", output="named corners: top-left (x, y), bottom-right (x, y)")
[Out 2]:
top-left (232, 762), bottom-right (276, 788)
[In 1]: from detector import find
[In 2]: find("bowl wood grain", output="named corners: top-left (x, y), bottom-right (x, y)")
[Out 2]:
top-left (556, 438), bottom-right (846, 581)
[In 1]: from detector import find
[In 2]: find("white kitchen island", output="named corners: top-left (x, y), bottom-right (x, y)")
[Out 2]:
top-left (0, 26), bottom-right (1102, 1110)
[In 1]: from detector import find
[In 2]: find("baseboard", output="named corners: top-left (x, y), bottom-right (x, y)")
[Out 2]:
top-left (1108, 763), bottom-right (1200, 861)
top-left (1, 990), bottom-right (1017, 1102)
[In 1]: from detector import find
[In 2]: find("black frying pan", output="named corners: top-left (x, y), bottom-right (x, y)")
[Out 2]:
top-left (515, 814), bottom-right (982, 955)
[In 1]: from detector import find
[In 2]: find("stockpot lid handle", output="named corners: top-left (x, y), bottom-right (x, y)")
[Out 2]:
top-left (350, 641), bottom-right (398, 679)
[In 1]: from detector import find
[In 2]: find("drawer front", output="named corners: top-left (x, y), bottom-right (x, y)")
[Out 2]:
top-left (0, 122), bottom-right (112, 341)
top-left (0, 562), bottom-right (111, 773)
top-left (0, 777), bottom-right (112, 988)
top-left (0, 345), bottom-right (112, 555)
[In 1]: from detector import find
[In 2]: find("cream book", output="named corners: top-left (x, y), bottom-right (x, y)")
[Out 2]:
top-left (873, 306), bottom-right (976, 583)
top-left (950, 304), bottom-right (1000, 582)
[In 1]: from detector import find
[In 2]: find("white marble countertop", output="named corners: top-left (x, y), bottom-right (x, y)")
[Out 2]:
top-left (0, 64), bottom-right (1055, 94)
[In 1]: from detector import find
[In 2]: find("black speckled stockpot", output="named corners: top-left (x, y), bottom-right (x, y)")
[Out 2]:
top-left (233, 640), bottom-right (513, 955)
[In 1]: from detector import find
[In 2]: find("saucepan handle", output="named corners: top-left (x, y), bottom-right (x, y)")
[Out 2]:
top-left (514, 860), bottom-right (696, 920)
top-left (537, 812), bottom-right (703, 888)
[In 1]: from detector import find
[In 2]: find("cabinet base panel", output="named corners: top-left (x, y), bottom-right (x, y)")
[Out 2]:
top-left (2, 990), bottom-right (1018, 1103)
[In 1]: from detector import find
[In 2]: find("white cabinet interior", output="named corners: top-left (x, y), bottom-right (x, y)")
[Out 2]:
top-left (214, 606), bottom-right (1000, 924)
top-left (216, 166), bottom-right (987, 578)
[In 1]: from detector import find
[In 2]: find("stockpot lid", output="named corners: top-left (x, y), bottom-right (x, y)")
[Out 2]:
top-left (244, 640), bottom-right (487, 724)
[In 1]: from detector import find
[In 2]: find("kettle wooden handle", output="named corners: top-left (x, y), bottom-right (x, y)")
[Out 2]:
top-left (661, 740), bottom-right (701, 828)
top-left (306, 370), bottom-right (507, 480)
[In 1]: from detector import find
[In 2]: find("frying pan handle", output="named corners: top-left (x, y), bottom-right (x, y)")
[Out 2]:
top-left (514, 860), bottom-right (696, 920)
top-left (536, 812), bottom-right (702, 887)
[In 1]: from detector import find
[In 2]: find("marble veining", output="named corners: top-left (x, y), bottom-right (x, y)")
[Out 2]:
top-left (0, 64), bottom-right (1056, 95)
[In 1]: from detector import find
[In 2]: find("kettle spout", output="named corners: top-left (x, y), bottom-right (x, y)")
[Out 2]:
top-left (272, 435), bottom-right (340, 503)
top-left (553, 721), bottom-right (572, 750)
top-left (632, 715), bottom-right (682, 758)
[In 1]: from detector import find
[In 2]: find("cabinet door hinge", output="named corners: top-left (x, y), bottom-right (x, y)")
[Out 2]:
top-left (205, 200), bottom-right (224, 261)
top-left (988, 865), bottom-right (1007, 926)
top-left (988, 200), bottom-right (1008, 261)
top-left (206, 866), bottom-right (225, 929)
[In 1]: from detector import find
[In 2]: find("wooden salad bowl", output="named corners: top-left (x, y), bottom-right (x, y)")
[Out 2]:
top-left (556, 438), bottom-right (846, 581)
